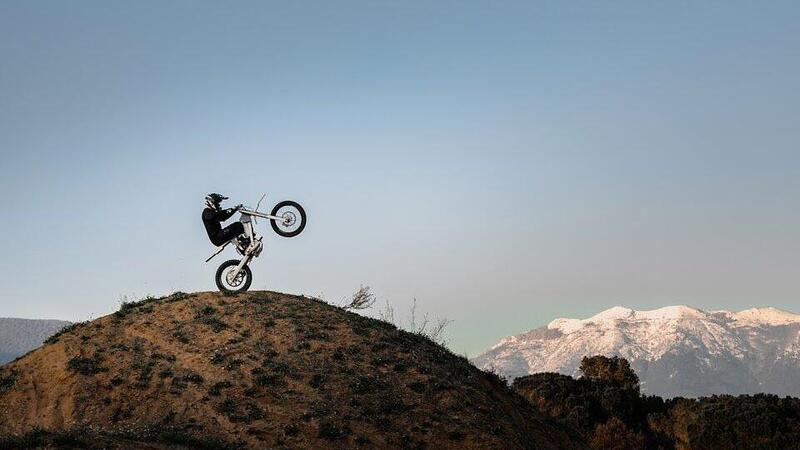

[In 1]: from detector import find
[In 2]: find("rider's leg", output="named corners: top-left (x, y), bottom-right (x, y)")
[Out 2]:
top-left (213, 222), bottom-right (245, 246)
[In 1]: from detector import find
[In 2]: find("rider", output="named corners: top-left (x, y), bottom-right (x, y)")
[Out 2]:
top-left (202, 193), bottom-right (246, 247)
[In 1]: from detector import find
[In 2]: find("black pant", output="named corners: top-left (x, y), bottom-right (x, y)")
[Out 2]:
top-left (211, 222), bottom-right (245, 247)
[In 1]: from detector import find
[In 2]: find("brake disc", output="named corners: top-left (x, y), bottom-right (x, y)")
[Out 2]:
top-left (282, 211), bottom-right (296, 226)
top-left (226, 268), bottom-right (244, 286)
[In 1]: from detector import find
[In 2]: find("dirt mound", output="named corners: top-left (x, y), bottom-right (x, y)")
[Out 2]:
top-left (0, 291), bottom-right (584, 449)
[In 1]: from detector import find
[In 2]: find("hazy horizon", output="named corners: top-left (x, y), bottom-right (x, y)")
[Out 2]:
top-left (2, 1), bottom-right (799, 356)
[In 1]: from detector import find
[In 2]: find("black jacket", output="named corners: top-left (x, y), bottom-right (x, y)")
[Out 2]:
top-left (202, 207), bottom-right (239, 245)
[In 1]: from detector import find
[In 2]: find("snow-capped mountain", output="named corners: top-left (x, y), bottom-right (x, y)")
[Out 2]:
top-left (472, 306), bottom-right (800, 397)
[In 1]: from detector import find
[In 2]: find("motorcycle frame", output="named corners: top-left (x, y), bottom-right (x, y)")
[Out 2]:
top-left (227, 214), bottom-right (255, 281)
top-left (207, 206), bottom-right (293, 285)
top-left (238, 208), bottom-right (288, 222)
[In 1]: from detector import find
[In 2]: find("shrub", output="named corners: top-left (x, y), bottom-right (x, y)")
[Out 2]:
top-left (0, 371), bottom-right (16, 393)
top-left (67, 355), bottom-right (107, 375)
top-left (44, 322), bottom-right (87, 344)
top-left (216, 399), bottom-right (264, 423)
top-left (318, 420), bottom-right (350, 440)
top-left (590, 417), bottom-right (648, 450)
top-left (195, 306), bottom-right (228, 332)
top-left (172, 328), bottom-right (191, 344)
top-left (340, 285), bottom-right (376, 311)
top-left (114, 295), bottom-right (159, 320)
top-left (133, 359), bottom-right (156, 389)
top-left (182, 371), bottom-right (204, 384)
top-left (208, 381), bottom-right (233, 396)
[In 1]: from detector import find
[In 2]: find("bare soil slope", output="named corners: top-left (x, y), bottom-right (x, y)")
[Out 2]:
top-left (0, 291), bottom-right (583, 449)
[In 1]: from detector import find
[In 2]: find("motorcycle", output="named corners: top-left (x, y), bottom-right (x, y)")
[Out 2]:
top-left (205, 194), bottom-right (306, 293)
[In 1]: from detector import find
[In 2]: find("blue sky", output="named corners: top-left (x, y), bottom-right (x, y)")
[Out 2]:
top-left (1, 1), bottom-right (799, 355)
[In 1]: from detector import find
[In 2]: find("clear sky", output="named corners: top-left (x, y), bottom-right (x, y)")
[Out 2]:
top-left (1, 1), bottom-right (798, 356)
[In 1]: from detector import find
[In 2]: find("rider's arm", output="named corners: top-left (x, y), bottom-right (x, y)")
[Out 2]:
top-left (217, 205), bottom-right (242, 222)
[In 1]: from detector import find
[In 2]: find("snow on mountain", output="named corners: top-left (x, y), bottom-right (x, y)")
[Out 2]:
top-left (472, 305), bottom-right (800, 397)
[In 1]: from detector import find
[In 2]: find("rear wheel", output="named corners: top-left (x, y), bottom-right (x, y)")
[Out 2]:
top-left (270, 200), bottom-right (307, 237)
top-left (215, 259), bottom-right (253, 293)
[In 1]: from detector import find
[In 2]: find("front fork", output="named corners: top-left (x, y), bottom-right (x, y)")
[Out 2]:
top-left (227, 219), bottom-right (258, 281)
top-left (228, 254), bottom-right (253, 282)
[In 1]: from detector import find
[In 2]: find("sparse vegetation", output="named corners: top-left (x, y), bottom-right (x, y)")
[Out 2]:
top-left (216, 399), bottom-right (264, 424)
top-left (115, 295), bottom-right (159, 320)
top-left (251, 357), bottom-right (292, 388)
top-left (165, 371), bottom-right (204, 394)
top-left (0, 291), bottom-right (581, 449)
top-left (0, 371), bottom-right (16, 393)
top-left (169, 377), bottom-right (187, 394)
top-left (44, 321), bottom-right (88, 344)
top-left (171, 327), bottom-right (191, 344)
top-left (67, 354), bottom-right (107, 375)
top-left (182, 370), bottom-right (204, 384)
top-left (133, 358), bottom-right (157, 389)
top-left (208, 381), bottom-right (232, 396)
top-left (405, 298), bottom-right (452, 346)
top-left (112, 293), bottom-right (196, 322)
top-left (0, 425), bottom-right (236, 449)
top-left (167, 291), bottom-right (193, 302)
top-left (194, 305), bottom-right (228, 332)
top-left (373, 297), bottom-right (452, 347)
top-left (309, 373), bottom-right (326, 388)
top-left (340, 285), bottom-right (376, 311)
top-left (318, 419), bottom-right (351, 440)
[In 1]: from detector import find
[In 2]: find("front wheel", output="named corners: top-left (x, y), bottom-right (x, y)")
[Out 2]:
top-left (270, 200), bottom-right (307, 238)
top-left (215, 259), bottom-right (253, 293)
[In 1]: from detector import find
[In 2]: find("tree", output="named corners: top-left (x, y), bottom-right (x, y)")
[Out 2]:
top-left (579, 356), bottom-right (640, 392)
top-left (590, 417), bottom-right (648, 450)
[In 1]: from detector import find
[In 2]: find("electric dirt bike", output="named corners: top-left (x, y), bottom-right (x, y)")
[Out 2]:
top-left (205, 195), bottom-right (306, 293)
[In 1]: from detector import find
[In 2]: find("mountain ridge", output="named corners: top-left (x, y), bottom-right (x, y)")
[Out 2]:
top-left (0, 317), bottom-right (72, 364)
top-left (473, 305), bottom-right (800, 398)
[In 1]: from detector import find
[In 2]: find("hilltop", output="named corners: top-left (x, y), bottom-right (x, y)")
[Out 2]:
top-left (0, 291), bottom-right (583, 449)
top-left (473, 305), bottom-right (800, 397)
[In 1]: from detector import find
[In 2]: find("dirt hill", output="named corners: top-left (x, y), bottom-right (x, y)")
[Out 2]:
top-left (0, 291), bottom-right (584, 449)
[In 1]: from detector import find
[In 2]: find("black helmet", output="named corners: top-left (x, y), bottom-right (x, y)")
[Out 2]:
top-left (205, 193), bottom-right (228, 209)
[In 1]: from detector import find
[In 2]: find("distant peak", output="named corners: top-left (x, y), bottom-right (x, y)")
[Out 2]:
top-left (589, 305), bottom-right (705, 322)
top-left (546, 304), bottom-right (800, 335)
top-left (636, 305), bottom-right (705, 320)
top-left (732, 307), bottom-right (800, 325)
top-left (547, 305), bottom-right (708, 333)
top-left (588, 306), bottom-right (635, 321)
